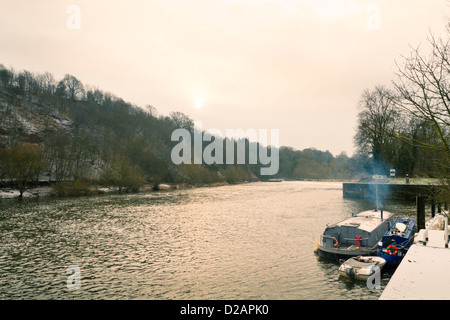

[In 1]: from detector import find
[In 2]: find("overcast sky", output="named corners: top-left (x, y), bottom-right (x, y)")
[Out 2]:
top-left (0, 0), bottom-right (448, 155)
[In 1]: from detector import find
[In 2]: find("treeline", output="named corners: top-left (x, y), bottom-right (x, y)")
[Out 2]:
top-left (1, 64), bottom-right (333, 197)
top-left (354, 86), bottom-right (448, 178)
top-left (0, 65), bottom-right (267, 196)
top-left (274, 147), bottom-right (353, 180)
top-left (0, 64), bottom-right (363, 197)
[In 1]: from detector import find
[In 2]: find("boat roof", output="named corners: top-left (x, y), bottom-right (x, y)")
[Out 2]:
top-left (343, 256), bottom-right (386, 268)
top-left (393, 216), bottom-right (416, 223)
top-left (331, 210), bottom-right (393, 233)
top-left (384, 216), bottom-right (416, 237)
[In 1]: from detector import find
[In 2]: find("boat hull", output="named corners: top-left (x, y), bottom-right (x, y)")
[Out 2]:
top-left (377, 250), bottom-right (404, 265)
top-left (317, 245), bottom-right (377, 261)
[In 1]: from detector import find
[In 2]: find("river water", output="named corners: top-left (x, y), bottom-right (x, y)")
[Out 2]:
top-left (0, 181), bottom-right (417, 300)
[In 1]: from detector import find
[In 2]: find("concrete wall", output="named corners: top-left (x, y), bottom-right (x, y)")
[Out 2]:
top-left (343, 183), bottom-right (437, 201)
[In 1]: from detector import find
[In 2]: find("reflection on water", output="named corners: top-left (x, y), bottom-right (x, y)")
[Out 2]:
top-left (0, 181), bottom-right (417, 299)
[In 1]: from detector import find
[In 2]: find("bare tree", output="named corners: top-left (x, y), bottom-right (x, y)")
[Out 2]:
top-left (144, 104), bottom-right (158, 117)
top-left (392, 33), bottom-right (449, 154)
top-left (86, 86), bottom-right (104, 104)
top-left (392, 25), bottom-right (450, 202)
top-left (355, 86), bottom-right (401, 166)
top-left (39, 72), bottom-right (57, 95)
top-left (62, 74), bottom-right (84, 100)
top-left (170, 111), bottom-right (194, 130)
top-left (0, 65), bottom-right (14, 88)
top-left (0, 143), bottom-right (45, 197)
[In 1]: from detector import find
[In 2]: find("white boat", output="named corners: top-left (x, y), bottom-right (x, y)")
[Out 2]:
top-left (338, 256), bottom-right (386, 281)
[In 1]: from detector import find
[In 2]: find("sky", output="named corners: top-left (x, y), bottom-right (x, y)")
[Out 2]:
top-left (0, 0), bottom-right (448, 156)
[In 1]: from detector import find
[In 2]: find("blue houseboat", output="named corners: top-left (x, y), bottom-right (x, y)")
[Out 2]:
top-left (377, 217), bottom-right (416, 265)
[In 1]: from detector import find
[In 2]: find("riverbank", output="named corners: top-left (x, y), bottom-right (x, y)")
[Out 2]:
top-left (282, 178), bottom-right (359, 182)
top-left (0, 186), bottom-right (55, 199)
top-left (0, 179), bottom-right (360, 200)
top-left (0, 181), bottom-right (235, 200)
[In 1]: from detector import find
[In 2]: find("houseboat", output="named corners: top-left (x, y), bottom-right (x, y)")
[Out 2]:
top-left (316, 209), bottom-right (394, 261)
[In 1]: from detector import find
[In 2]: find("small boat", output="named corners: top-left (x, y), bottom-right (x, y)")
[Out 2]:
top-left (316, 209), bottom-right (394, 261)
top-left (377, 217), bottom-right (416, 265)
top-left (339, 256), bottom-right (386, 281)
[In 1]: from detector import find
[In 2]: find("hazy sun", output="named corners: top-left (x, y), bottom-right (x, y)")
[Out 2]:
top-left (194, 97), bottom-right (204, 109)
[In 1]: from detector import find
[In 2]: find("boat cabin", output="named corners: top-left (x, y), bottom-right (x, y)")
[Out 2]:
top-left (319, 210), bottom-right (394, 257)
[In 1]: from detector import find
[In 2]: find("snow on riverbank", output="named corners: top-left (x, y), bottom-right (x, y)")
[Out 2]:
top-left (0, 187), bottom-right (54, 199)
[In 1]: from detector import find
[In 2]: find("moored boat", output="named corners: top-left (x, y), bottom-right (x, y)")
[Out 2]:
top-left (377, 217), bottom-right (416, 265)
top-left (316, 209), bottom-right (394, 261)
top-left (338, 256), bottom-right (386, 281)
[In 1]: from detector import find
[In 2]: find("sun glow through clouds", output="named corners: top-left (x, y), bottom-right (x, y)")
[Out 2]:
top-left (194, 97), bottom-right (204, 109)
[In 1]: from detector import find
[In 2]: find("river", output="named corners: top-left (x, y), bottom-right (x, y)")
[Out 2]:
top-left (0, 181), bottom-right (417, 300)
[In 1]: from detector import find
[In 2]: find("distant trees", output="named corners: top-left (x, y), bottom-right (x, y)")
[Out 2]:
top-left (86, 86), bottom-right (104, 105)
top-left (0, 65), bottom-right (219, 195)
top-left (0, 143), bottom-right (46, 197)
top-left (45, 129), bottom-right (75, 183)
top-left (100, 156), bottom-right (145, 193)
top-left (0, 65), bottom-right (84, 100)
top-left (354, 86), bottom-right (401, 173)
top-left (0, 62), bottom-right (360, 199)
top-left (40, 72), bottom-right (57, 95)
top-left (170, 111), bottom-right (194, 130)
top-left (0, 65), bottom-right (14, 88)
top-left (273, 147), bottom-right (352, 180)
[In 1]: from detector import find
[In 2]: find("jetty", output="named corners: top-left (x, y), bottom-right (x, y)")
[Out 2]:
top-left (379, 245), bottom-right (450, 299)
top-left (380, 209), bottom-right (450, 300)
top-left (343, 178), bottom-right (442, 201)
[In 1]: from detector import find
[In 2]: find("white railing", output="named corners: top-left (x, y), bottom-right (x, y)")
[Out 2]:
top-left (421, 212), bottom-right (449, 248)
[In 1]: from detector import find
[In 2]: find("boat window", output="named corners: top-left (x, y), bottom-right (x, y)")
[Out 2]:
top-left (396, 223), bottom-right (407, 233)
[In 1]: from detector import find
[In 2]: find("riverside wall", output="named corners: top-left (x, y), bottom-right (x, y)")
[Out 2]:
top-left (342, 182), bottom-right (441, 201)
